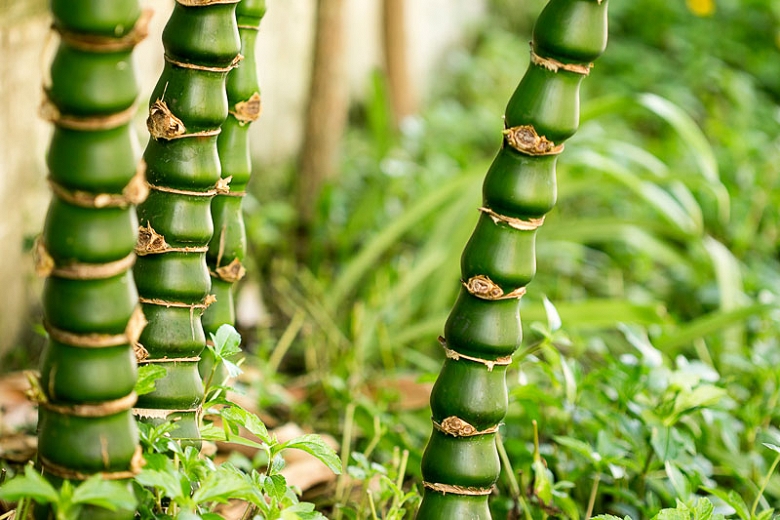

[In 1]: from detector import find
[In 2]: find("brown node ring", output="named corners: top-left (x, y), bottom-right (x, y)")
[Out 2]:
top-left (137, 356), bottom-right (201, 364)
top-left (503, 124), bottom-right (563, 156)
top-left (54, 9), bottom-right (153, 52)
top-left (48, 162), bottom-right (148, 209)
top-left (433, 416), bottom-right (500, 437)
top-left (422, 482), bottom-right (494, 496)
top-left (133, 406), bottom-right (202, 421)
top-left (139, 294), bottom-right (217, 310)
top-left (530, 47), bottom-right (593, 76)
top-left (479, 207), bottom-right (545, 231)
top-left (164, 53), bottom-right (243, 74)
top-left (136, 223), bottom-right (210, 256)
top-left (39, 446), bottom-right (144, 481)
top-left (438, 337), bottom-right (512, 372)
top-left (35, 241), bottom-right (136, 280)
top-left (39, 392), bottom-right (137, 418)
top-left (176, 0), bottom-right (241, 5)
top-left (463, 275), bottom-right (527, 301)
top-left (41, 97), bottom-right (138, 132)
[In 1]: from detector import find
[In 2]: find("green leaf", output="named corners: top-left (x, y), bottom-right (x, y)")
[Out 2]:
top-left (191, 465), bottom-right (251, 505)
top-left (211, 324), bottom-right (242, 358)
top-left (219, 405), bottom-right (271, 444)
top-left (671, 384), bottom-right (726, 418)
top-left (591, 516), bottom-right (630, 520)
top-left (0, 465), bottom-right (59, 505)
top-left (134, 469), bottom-right (184, 500)
top-left (542, 297), bottom-right (562, 332)
top-left (532, 458), bottom-right (553, 505)
top-left (664, 461), bottom-right (691, 500)
top-left (653, 509), bottom-right (688, 520)
top-left (71, 476), bottom-right (136, 512)
top-left (265, 473), bottom-right (287, 502)
top-left (279, 435), bottom-right (342, 475)
top-left (755, 508), bottom-right (774, 520)
top-left (701, 487), bottom-right (751, 520)
top-left (134, 364), bottom-right (167, 396)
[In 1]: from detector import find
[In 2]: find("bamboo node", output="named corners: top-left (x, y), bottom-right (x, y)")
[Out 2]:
top-left (39, 392), bottom-right (138, 418)
top-left (139, 295), bottom-right (216, 310)
top-left (126, 306), bottom-right (148, 346)
top-left (44, 321), bottom-right (133, 349)
top-left (137, 356), bottom-right (201, 364)
top-left (132, 407), bottom-right (201, 419)
top-left (503, 125), bottom-right (563, 156)
top-left (213, 258), bottom-right (246, 283)
top-left (479, 207), bottom-right (545, 231)
top-left (136, 223), bottom-right (211, 256)
top-left (39, 445), bottom-right (144, 481)
top-left (40, 96), bottom-right (138, 131)
top-left (35, 242), bottom-right (137, 281)
top-left (463, 275), bottom-right (527, 301)
top-left (433, 416), bottom-right (500, 437)
top-left (164, 53), bottom-right (243, 74)
top-left (53, 9), bottom-right (153, 52)
top-left (176, 0), bottom-right (241, 5)
top-left (148, 99), bottom-right (187, 140)
top-left (530, 47), bottom-right (593, 76)
top-left (438, 337), bottom-right (513, 372)
top-left (231, 92), bottom-right (262, 123)
top-left (422, 482), bottom-right (494, 496)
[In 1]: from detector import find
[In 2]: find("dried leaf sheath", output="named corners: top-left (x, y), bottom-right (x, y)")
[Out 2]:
top-left (416, 1), bottom-right (609, 518)
top-left (133, 1), bottom-right (241, 441)
top-left (37, 0), bottom-right (148, 517)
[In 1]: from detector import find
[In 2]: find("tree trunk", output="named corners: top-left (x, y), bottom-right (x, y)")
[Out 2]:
top-left (383, 0), bottom-right (417, 126)
top-left (296, 0), bottom-right (349, 236)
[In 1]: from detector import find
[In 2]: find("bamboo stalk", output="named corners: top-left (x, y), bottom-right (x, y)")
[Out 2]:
top-left (201, 0), bottom-right (267, 382)
top-left (37, 0), bottom-right (148, 517)
top-left (415, 1), bottom-right (609, 518)
top-left (133, 0), bottom-right (241, 443)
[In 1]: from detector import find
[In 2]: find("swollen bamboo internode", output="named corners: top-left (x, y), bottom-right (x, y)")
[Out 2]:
top-left (133, 0), bottom-right (241, 441)
top-left (37, 0), bottom-right (148, 517)
top-left (416, 1), bottom-right (608, 518)
top-left (201, 0), bottom-right (267, 380)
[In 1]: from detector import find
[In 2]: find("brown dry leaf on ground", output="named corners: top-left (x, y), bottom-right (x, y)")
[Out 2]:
top-left (0, 372), bottom-right (37, 467)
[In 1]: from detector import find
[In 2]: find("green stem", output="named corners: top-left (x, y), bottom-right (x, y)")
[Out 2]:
top-left (585, 473), bottom-right (601, 520)
top-left (750, 452), bottom-right (780, 519)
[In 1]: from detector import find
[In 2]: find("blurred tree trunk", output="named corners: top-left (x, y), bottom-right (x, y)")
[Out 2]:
top-left (296, 0), bottom-right (348, 248)
top-left (383, 0), bottom-right (417, 126)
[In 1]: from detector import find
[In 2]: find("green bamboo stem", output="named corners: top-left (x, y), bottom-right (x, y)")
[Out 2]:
top-left (133, 0), bottom-right (241, 442)
top-left (201, 0), bottom-right (267, 381)
top-left (415, 1), bottom-right (608, 518)
top-left (37, 0), bottom-right (148, 517)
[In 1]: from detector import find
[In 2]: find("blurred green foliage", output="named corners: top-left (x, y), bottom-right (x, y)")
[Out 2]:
top-left (242, 0), bottom-right (780, 517)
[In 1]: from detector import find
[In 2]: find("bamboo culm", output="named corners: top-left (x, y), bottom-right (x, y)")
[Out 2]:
top-left (37, 0), bottom-right (148, 517)
top-left (201, 0), bottom-right (267, 382)
top-left (133, 0), bottom-right (241, 443)
top-left (415, 1), bottom-right (608, 518)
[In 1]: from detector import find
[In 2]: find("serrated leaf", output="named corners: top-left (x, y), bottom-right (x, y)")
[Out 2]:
top-left (653, 509), bottom-right (688, 520)
top-left (755, 508), bottom-right (774, 520)
top-left (191, 465), bottom-right (251, 505)
top-left (220, 405), bottom-right (271, 444)
top-left (0, 465), bottom-right (59, 505)
top-left (590, 515), bottom-right (629, 520)
top-left (134, 364), bottom-right (167, 396)
top-left (265, 473), bottom-right (287, 502)
top-left (701, 487), bottom-right (750, 520)
top-left (672, 384), bottom-right (726, 417)
top-left (280, 435), bottom-right (342, 475)
top-left (72, 475), bottom-right (136, 512)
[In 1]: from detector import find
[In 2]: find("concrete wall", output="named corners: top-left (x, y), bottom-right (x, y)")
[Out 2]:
top-left (0, 0), bottom-right (485, 357)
